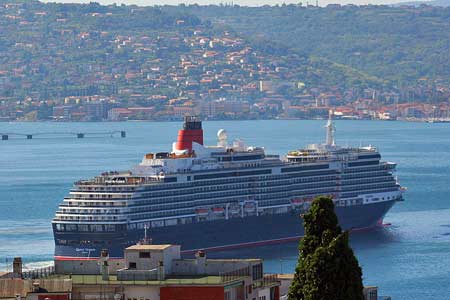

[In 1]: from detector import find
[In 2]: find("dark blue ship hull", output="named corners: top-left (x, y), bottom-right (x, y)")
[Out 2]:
top-left (54, 200), bottom-right (396, 260)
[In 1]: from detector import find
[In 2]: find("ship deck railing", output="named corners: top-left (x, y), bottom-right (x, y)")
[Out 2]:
top-left (72, 161), bottom-right (393, 188)
top-left (75, 177), bottom-right (164, 187)
top-left (285, 153), bottom-right (381, 163)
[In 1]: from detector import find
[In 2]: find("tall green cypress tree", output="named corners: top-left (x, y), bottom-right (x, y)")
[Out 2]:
top-left (288, 196), bottom-right (364, 300)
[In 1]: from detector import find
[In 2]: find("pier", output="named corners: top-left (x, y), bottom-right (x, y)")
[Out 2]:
top-left (0, 130), bottom-right (126, 140)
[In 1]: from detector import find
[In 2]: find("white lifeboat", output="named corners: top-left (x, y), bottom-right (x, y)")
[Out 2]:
top-left (212, 207), bottom-right (225, 214)
top-left (195, 208), bottom-right (209, 216)
top-left (243, 202), bottom-right (256, 213)
top-left (229, 205), bottom-right (240, 214)
top-left (291, 198), bottom-right (303, 206)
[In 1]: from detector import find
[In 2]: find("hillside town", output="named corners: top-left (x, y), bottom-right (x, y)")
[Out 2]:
top-left (0, 1), bottom-right (450, 122)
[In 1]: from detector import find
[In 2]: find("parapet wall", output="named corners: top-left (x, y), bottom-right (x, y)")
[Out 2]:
top-left (0, 278), bottom-right (72, 298)
top-left (55, 259), bottom-right (125, 275)
top-left (172, 259), bottom-right (261, 276)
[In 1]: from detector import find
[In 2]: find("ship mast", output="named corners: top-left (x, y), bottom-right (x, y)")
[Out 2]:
top-left (325, 110), bottom-right (335, 146)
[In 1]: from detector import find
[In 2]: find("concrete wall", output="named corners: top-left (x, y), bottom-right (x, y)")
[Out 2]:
top-left (0, 279), bottom-right (72, 298)
top-left (125, 250), bottom-right (163, 271)
top-left (277, 276), bottom-right (293, 299)
top-left (172, 259), bottom-right (261, 276)
top-left (163, 246), bottom-right (180, 275)
top-left (55, 259), bottom-right (125, 275)
top-left (124, 246), bottom-right (180, 277)
top-left (72, 284), bottom-right (121, 300)
top-left (124, 286), bottom-right (160, 300)
top-left (258, 287), bottom-right (271, 300)
top-left (117, 268), bottom-right (158, 281)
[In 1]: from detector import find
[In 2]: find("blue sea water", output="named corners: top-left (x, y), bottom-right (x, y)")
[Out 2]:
top-left (0, 120), bottom-right (449, 299)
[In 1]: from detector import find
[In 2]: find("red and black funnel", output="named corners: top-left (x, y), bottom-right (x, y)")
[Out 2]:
top-left (175, 116), bottom-right (204, 152)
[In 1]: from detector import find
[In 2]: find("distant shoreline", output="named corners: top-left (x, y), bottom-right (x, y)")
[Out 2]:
top-left (1, 118), bottom-right (449, 123)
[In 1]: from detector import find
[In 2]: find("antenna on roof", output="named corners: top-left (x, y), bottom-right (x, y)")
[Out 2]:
top-left (325, 110), bottom-right (335, 146)
top-left (139, 224), bottom-right (152, 245)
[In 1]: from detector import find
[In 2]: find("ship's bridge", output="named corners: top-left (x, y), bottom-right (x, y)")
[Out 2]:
top-left (137, 125), bottom-right (273, 175)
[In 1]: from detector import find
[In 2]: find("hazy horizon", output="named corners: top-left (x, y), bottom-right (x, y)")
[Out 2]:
top-left (40, 0), bottom-right (423, 7)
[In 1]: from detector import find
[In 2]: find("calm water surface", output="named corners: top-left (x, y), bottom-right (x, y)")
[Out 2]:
top-left (0, 120), bottom-right (449, 299)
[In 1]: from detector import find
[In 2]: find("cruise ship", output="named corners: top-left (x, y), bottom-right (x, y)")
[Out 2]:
top-left (52, 116), bottom-right (404, 260)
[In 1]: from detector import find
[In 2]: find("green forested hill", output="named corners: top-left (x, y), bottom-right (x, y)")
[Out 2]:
top-left (0, 0), bottom-right (386, 102)
top-left (1, 0), bottom-right (449, 115)
top-left (184, 4), bottom-right (450, 85)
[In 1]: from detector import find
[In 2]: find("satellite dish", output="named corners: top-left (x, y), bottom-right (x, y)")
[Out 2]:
top-left (217, 129), bottom-right (228, 141)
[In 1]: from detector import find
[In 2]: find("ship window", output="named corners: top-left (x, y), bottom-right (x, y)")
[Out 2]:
top-left (139, 252), bottom-right (151, 258)
top-left (129, 262), bottom-right (137, 269)
top-left (78, 225), bottom-right (89, 232)
top-left (105, 225), bottom-right (116, 232)
top-left (66, 224), bottom-right (77, 231)
top-left (252, 263), bottom-right (263, 280)
top-left (91, 225), bottom-right (104, 232)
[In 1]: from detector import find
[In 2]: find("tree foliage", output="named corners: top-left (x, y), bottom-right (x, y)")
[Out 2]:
top-left (288, 196), bottom-right (364, 300)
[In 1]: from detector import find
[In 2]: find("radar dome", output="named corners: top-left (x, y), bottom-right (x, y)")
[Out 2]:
top-left (217, 129), bottom-right (228, 141)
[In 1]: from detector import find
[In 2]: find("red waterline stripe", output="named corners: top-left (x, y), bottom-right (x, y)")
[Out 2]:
top-left (180, 236), bottom-right (303, 255)
top-left (352, 221), bottom-right (389, 232)
top-left (181, 223), bottom-right (385, 255)
top-left (54, 223), bottom-right (386, 260)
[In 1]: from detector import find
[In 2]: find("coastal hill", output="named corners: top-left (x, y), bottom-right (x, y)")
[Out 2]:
top-left (185, 4), bottom-right (450, 85)
top-left (0, 1), bottom-right (449, 121)
top-left (392, 0), bottom-right (450, 7)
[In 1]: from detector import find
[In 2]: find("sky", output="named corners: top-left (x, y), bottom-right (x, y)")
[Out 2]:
top-left (40, 0), bottom-right (416, 7)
